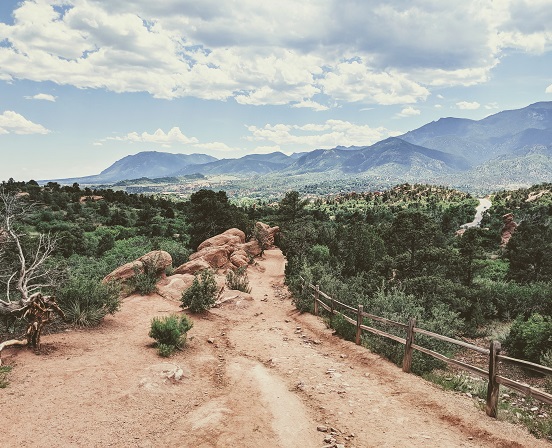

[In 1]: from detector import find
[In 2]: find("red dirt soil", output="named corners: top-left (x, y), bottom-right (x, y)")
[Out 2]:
top-left (0, 249), bottom-right (548, 447)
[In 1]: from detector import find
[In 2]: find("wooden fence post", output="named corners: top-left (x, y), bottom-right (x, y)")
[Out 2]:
top-left (330, 297), bottom-right (334, 324)
top-left (314, 284), bottom-right (319, 316)
top-left (486, 340), bottom-right (501, 417)
top-left (402, 318), bottom-right (416, 373)
top-left (355, 305), bottom-right (363, 345)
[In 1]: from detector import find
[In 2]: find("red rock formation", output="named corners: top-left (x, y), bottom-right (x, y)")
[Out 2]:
top-left (174, 222), bottom-right (276, 273)
top-left (500, 213), bottom-right (518, 246)
top-left (254, 222), bottom-right (279, 250)
top-left (173, 258), bottom-right (211, 275)
top-left (103, 250), bottom-right (172, 283)
top-left (197, 228), bottom-right (245, 251)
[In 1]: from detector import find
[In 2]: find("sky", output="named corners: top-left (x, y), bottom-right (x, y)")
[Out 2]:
top-left (0, 0), bottom-right (551, 182)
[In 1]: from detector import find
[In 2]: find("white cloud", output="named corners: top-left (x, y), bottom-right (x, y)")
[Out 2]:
top-left (456, 101), bottom-right (481, 110)
top-left (485, 102), bottom-right (500, 110)
top-left (396, 106), bottom-right (421, 118)
top-left (320, 60), bottom-right (429, 105)
top-left (24, 93), bottom-right (56, 102)
top-left (546, 84), bottom-right (552, 93)
top-left (0, 0), bottom-right (549, 107)
top-left (246, 119), bottom-right (397, 148)
top-left (291, 100), bottom-right (329, 111)
top-left (0, 110), bottom-right (50, 135)
top-left (434, 104), bottom-right (443, 109)
top-left (106, 127), bottom-right (199, 145)
top-left (193, 142), bottom-right (238, 152)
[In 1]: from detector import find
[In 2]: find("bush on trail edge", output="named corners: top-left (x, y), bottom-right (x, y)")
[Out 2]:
top-left (181, 269), bottom-right (218, 313)
top-left (149, 314), bottom-right (193, 357)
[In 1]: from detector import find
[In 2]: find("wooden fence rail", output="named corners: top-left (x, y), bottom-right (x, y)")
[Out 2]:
top-left (299, 277), bottom-right (552, 416)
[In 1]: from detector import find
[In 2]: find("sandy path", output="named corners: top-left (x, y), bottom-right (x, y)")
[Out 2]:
top-left (0, 249), bottom-right (547, 447)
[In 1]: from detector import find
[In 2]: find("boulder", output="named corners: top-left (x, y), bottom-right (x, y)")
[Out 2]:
top-left (157, 274), bottom-right (195, 301)
top-left (173, 258), bottom-right (211, 275)
top-left (239, 240), bottom-right (262, 257)
top-left (103, 250), bottom-right (172, 283)
top-left (140, 251), bottom-right (173, 276)
top-left (197, 228), bottom-right (245, 251)
top-left (230, 249), bottom-right (249, 268)
top-left (254, 222), bottom-right (279, 249)
top-left (222, 228), bottom-right (246, 242)
top-left (189, 245), bottom-right (232, 269)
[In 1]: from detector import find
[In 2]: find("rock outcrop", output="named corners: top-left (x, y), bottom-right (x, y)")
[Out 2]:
top-left (197, 228), bottom-right (245, 251)
top-left (105, 223), bottom-right (276, 303)
top-left (254, 222), bottom-right (279, 250)
top-left (103, 250), bottom-right (172, 283)
top-left (174, 223), bottom-right (278, 274)
top-left (500, 213), bottom-right (518, 247)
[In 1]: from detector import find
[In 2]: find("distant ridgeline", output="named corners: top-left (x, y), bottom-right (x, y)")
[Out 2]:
top-left (29, 101), bottom-right (552, 194)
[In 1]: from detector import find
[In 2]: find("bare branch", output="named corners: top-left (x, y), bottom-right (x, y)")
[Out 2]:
top-left (1, 189), bottom-right (60, 304)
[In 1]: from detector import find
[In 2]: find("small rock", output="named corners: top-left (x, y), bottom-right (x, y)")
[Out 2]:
top-left (207, 338), bottom-right (215, 344)
top-left (336, 444), bottom-right (345, 448)
top-left (317, 425), bottom-right (328, 432)
top-left (323, 435), bottom-right (332, 443)
top-left (340, 354), bottom-right (347, 359)
top-left (530, 407), bottom-right (539, 412)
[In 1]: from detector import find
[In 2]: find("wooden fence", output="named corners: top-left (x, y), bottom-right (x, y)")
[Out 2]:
top-left (300, 278), bottom-right (552, 417)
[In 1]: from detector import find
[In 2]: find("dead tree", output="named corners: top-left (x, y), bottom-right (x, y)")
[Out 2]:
top-left (0, 190), bottom-right (65, 365)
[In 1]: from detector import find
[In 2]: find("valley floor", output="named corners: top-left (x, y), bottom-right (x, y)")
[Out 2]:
top-left (0, 249), bottom-right (546, 447)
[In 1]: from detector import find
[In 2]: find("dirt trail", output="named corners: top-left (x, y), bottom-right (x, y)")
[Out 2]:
top-left (0, 249), bottom-right (547, 447)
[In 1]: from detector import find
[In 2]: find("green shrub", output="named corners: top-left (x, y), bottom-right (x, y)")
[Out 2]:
top-left (128, 256), bottom-right (161, 296)
top-left (363, 287), bottom-right (463, 374)
top-left (226, 266), bottom-right (251, 293)
top-left (149, 314), bottom-right (193, 357)
top-left (154, 239), bottom-right (191, 267)
top-left (425, 371), bottom-right (487, 400)
top-left (181, 269), bottom-right (218, 313)
top-left (156, 343), bottom-right (176, 358)
top-left (330, 312), bottom-right (357, 342)
top-left (128, 268), bottom-right (158, 295)
top-left (504, 314), bottom-right (552, 363)
top-left (57, 277), bottom-right (121, 326)
top-left (0, 366), bottom-right (12, 388)
top-left (308, 244), bottom-right (330, 264)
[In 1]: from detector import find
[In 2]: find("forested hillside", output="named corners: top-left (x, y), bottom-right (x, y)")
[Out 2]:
top-left (2, 178), bottom-right (551, 377)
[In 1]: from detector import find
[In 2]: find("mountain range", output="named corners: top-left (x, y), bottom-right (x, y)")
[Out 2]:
top-left (46, 101), bottom-right (552, 191)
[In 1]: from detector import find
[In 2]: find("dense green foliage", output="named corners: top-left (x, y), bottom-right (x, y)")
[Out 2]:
top-left (149, 314), bottom-right (193, 357)
top-left (1, 179), bottom-right (197, 331)
top-left (3, 178), bottom-right (552, 374)
top-left (503, 314), bottom-right (552, 363)
top-left (276, 183), bottom-right (552, 371)
top-left (56, 277), bottom-right (121, 326)
top-left (187, 189), bottom-right (250, 249)
top-left (181, 269), bottom-right (218, 313)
